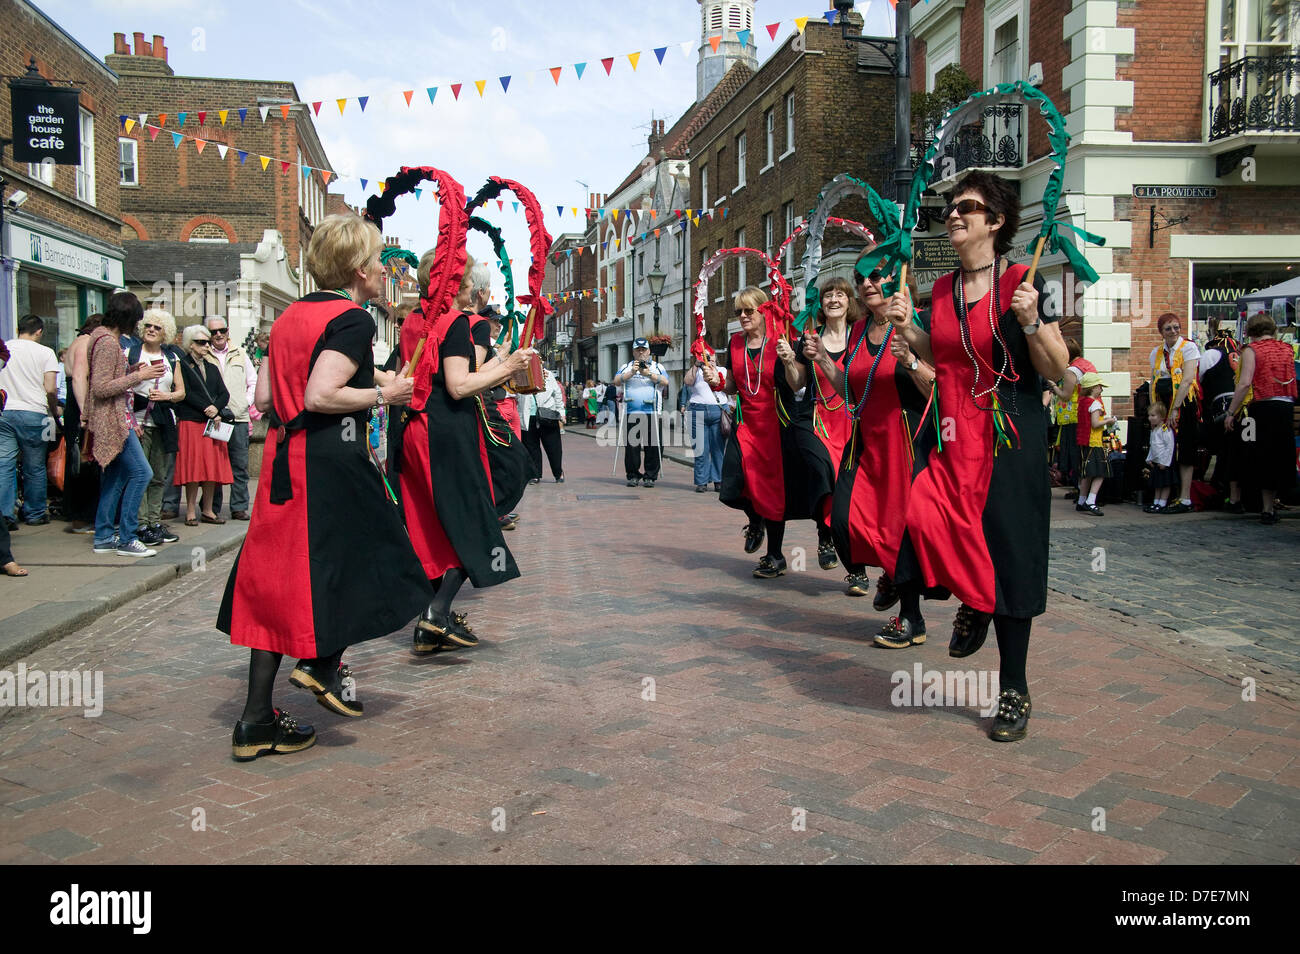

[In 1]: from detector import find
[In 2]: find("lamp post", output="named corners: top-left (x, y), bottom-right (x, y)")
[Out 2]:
top-left (647, 264), bottom-right (666, 333)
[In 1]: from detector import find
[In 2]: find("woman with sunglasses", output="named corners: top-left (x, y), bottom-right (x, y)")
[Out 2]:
top-left (174, 325), bottom-right (233, 526)
top-left (800, 262), bottom-right (936, 643)
top-left (887, 171), bottom-right (1067, 742)
top-left (704, 286), bottom-right (796, 578)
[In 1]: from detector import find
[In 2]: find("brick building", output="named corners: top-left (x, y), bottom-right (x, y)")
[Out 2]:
top-left (907, 0), bottom-right (1300, 417)
top-left (689, 12), bottom-right (897, 348)
top-left (107, 31), bottom-right (338, 341)
top-left (0, 0), bottom-right (124, 345)
top-left (545, 226), bottom-right (597, 385)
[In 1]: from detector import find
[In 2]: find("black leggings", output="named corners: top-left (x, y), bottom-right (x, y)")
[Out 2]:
top-left (743, 505), bottom-right (785, 559)
top-left (993, 614), bottom-right (1031, 695)
top-left (241, 647), bottom-right (344, 724)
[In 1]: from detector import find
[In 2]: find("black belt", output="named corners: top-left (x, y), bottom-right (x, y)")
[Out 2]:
top-left (268, 408), bottom-right (307, 504)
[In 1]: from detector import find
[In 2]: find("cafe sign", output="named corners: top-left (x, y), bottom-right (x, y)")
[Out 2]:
top-left (9, 78), bottom-right (82, 164)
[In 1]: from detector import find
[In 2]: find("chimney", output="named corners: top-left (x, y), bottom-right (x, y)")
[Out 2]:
top-left (648, 117), bottom-right (665, 155)
top-left (113, 32), bottom-right (128, 55)
top-left (152, 35), bottom-right (167, 62)
top-left (133, 32), bottom-right (147, 55)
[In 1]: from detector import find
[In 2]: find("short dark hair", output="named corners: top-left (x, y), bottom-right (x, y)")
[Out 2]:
top-left (79, 314), bottom-right (104, 335)
top-left (950, 170), bottom-right (1020, 256)
top-left (17, 314), bottom-right (43, 335)
top-left (104, 291), bottom-right (143, 335)
top-left (1246, 312), bottom-right (1276, 339)
top-left (1065, 337), bottom-right (1082, 362)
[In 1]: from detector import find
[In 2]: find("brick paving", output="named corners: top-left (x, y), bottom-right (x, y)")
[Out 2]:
top-left (1, 434), bottom-right (1298, 864)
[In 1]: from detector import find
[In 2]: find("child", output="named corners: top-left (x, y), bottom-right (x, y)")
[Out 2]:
top-left (1144, 400), bottom-right (1175, 512)
top-left (1075, 372), bottom-right (1116, 516)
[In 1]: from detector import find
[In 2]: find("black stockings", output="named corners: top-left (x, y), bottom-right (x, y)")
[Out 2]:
top-left (429, 567), bottom-right (468, 616)
top-left (993, 614), bottom-right (1031, 695)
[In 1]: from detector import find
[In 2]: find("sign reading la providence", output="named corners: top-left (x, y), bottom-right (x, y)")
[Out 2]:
top-left (9, 81), bottom-right (81, 164)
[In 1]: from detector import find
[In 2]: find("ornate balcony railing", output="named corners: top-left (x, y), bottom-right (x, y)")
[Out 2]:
top-left (912, 103), bottom-right (1024, 175)
top-left (1209, 54), bottom-right (1300, 140)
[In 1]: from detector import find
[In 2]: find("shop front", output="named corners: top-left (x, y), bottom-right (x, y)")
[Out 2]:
top-left (1191, 261), bottom-right (1300, 339)
top-left (4, 214), bottom-right (124, 350)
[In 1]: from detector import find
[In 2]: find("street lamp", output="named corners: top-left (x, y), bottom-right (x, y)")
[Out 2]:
top-left (647, 265), bottom-right (666, 333)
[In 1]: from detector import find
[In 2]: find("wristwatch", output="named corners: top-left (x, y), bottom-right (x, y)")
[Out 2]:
top-left (1023, 319), bottom-right (1041, 335)
top-left (908, 356), bottom-right (919, 371)
top-left (374, 385), bottom-right (385, 407)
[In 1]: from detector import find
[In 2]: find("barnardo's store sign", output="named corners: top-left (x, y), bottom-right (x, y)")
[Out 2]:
top-left (7, 222), bottom-right (124, 287)
top-left (9, 82), bottom-right (81, 164)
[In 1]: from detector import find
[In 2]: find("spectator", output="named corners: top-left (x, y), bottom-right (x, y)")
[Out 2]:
top-left (601, 379), bottom-right (618, 427)
top-left (84, 292), bottom-right (165, 557)
top-left (127, 309), bottom-right (185, 546)
top-left (583, 378), bottom-right (600, 428)
top-left (614, 338), bottom-right (668, 488)
top-left (1074, 372), bottom-right (1115, 516)
top-left (1, 512), bottom-right (24, 576)
top-left (682, 357), bottom-right (729, 493)
top-left (0, 314), bottom-right (60, 529)
top-left (1144, 400), bottom-right (1175, 512)
top-left (205, 316), bottom-right (256, 520)
top-left (1048, 338), bottom-right (1096, 500)
top-left (1149, 313), bottom-right (1200, 514)
top-left (1199, 321), bottom-right (1244, 511)
top-left (174, 324), bottom-right (233, 526)
top-left (520, 366), bottom-right (566, 483)
top-left (62, 315), bottom-right (103, 533)
top-left (1226, 313), bottom-right (1297, 525)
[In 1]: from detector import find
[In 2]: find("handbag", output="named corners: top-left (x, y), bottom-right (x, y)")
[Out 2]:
top-left (47, 436), bottom-right (66, 492)
top-left (184, 356), bottom-right (234, 430)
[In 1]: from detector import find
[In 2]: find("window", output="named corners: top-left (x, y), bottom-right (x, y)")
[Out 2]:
top-left (736, 131), bottom-right (746, 188)
top-left (783, 202), bottom-right (796, 271)
top-left (119, 138), bottom-right (138, 186)
top-left (1220, 0), bottom-right (1299, 65)
top-left (992, 16), bottom-right (1020, 85)
top-left (784, 93), bottom-right (795, 155)
top-left (765, 109), bottom-right (774, 167)
top-left (709, 4), bottom-right (722, 32)
top-left (639, 251), bottom-right (645, 280)
top-left (28, 160), bottom-right (55, 186)
top-left (728, 4), bottom-right (743, 29)
top-left (674, 302), bottom-right (685, 338)
top-left (763, 213), bottom-right (774, 261)
top-left (736, 228), bottom-right (747, 287)
top-left (76, 109), bottom-right (95, 205)
top-left (675, 230), bottom-right (684, 262)
top-left (701, 164), bottom-right (709, 209)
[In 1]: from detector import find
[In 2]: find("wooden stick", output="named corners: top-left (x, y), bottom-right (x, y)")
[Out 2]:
top-left (401, 339), bottom-right (425, 378)
top-left (898, 263), bottom-right (908, 292)
top-left (1025, 235), bottom-right (1047, 284)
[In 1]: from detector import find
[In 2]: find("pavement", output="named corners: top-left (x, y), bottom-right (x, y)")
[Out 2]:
top-left (1, 433), bottom-right (1298, 864)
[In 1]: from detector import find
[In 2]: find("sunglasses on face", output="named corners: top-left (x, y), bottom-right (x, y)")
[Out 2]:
top-left (142, 323), bottom-right (162, 332)
top-left (856, 271), bottom-right (883, 285)
top-left (735, 307), bottom-right (758, 316)
top-left (194, 338), bottom-right (211, 345)
top-left (210, 329), bottom-right (228, 335)
top-left (941, 198), bottom-right (990, 219)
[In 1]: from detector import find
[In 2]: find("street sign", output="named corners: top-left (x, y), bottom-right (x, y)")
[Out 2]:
top-left (1133, 185), bottom-right (1217, 199)
top-left (9, 82), bottom-right (82, 164)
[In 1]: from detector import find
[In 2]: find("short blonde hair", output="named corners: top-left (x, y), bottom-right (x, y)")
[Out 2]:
top-left (735, 286), bottom-right (769, 312)
top-left (142, 308), bottom-right (176, 342)
top-left (416, 247), bottom-right (437, 295)
top-left (306, 214), bottom-right (383, 290)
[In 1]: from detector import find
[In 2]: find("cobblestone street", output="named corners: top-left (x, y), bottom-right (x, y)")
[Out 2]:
top-left (1, 435), bottom-right (1298, 864)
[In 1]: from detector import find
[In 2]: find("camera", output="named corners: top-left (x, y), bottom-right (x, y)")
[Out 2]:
top-left (637, 360), bottom-right (648, 372)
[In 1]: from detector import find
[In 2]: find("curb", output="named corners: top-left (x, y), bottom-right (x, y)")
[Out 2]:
top-left (0, 527), bottom-right (246, 667)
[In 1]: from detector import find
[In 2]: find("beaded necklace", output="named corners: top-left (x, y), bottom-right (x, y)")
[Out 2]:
top-left (841, 318), bottom-right (893, 422)
top-left (810, 321), bottom-right (847, 412)
top-left (952, 259), bottom-right (1019, 411)
top-left (742, 334), bottom-right (767, 396)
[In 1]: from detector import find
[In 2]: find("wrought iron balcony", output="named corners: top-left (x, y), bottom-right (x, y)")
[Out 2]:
top-left (912, 103), bottom-right (1024, 176)
top-left (1209, 54), bottom-right (1300, 140)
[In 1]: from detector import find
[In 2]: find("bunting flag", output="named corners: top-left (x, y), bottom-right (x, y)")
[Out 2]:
top-left (138, 112), bottom-right (148, 127)
top-left (158, 113), bottom-right (168, 126)
top-left (237, 149), bottom-right (247, 163)
top-left (550, 66), bottom-right (563, 84)
top-left (260, 155), bottom-right (270, 170)
top-left (124, 118), bottom-right (135, 133)
top-left (312, 101), bottom-right (322, 115)
top-left (601, 57), bottom-right (614, 75)
top-left (337, 98), bottom-right (347, 115)
top-left (679, 40), bottom-right (693, 57)
top-left (360, 178), bottom-right (367, 190)
top-left (708, 35), bottom-right (721, 53)
top-left (149, 125), bottom-right (159, 141)
top-left (218, 109), bottom-right (228, 125)
top-left (178, 111), bottom-right (187, 126)
top-left (574, 62), bottom-right (587, 79)
top-left (824, 10), bottom-right (838, 25)
top-left (795, 17), bottom-right (809, 33)
top-left (197, 111), bottom-right (206, 125)
top-left (654, 47), bottom-right (667, 64)
top-left (737, 29), bottom-right (751, 48)
top-left (451, 83), bottom-right (462, 100)
top-left (627, 52), bottom-right (640, 70)
top-left (280, 160), bottom-right (290, 174)
top-left (237, 108), bottom-right (246, 124)
top-left (512, 201), bottom-right (519, 212)
top-left (499, 76), bottom-right (511, 93)
top-left (358, 96), bottom-right (369, 111)
top-left (403, 90), bottom-right (413, 106)
top-left (279, 104), bottom-right (290, 119)
top-left (258, 106), bottom-right (269, 122)
top-left (427, 87), bottom-right (437, 104)
top-left (194, 138), bottom-right (206, 154)
top-left (557, 205), bottom-right (564, 217)
top-left (171, 131), bottom-right (182, 148)
top-left (216, 143), bottom-right (228, 160)
top-left (474, 79), bottom-right (487, 97)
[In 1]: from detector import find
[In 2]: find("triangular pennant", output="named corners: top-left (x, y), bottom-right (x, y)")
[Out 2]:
top-left (474, 79), bottom-right (486, 97)
top-left (601, 57), bottom-right (614, 75)
top-left (795, 17), bottom-right (809, 33)
top-left (378, 181), bottom-right (386, 194)
top-left (708, 35), bottom-right (721, 52)
top-left (614, 238), bottom-right (620, 249)
top-left (337, 98), bottom-right (347, 115)
top-left (148, 125), bottom-right (160, 141)
top-left (137, 112), bottom-right (148, 128)
top-left (218, 109), bottom-right (228, 125)
top-left (654, 46), bottom-right (667, 64)
top-left (611, 208), bottom-right (620, 220)
top-left (158, 112), bottom-right (168, 126)
top-left (258, 106), bottom-right (270, 122)
top-left (597, 208), bottom-right (605, 219)
top-left (312, 101), bottom-right (322, 115)
top-left (557, 205), bottom-right (565, 217)
top-left (550, 66), bottom-right (563, 84)
top-left (499, 75), bottom-right (511, 93)
top-left (413, 188), bottom-right (421, 199)
top-left (651, 210), bottom-right (657, 219)
top-left (738, 29), bottom-right (751, 48)
top-left (574, 62), bottom-right (587, 79)
top-left (360, 178), bottom-right (368, 190)
top-left (497, 199), bottom-right (504, 211)
top-left (571, 207), bottom-right (578, 217)
top-left (654, 228), bottom-right (661, 237)
top-left (301, 164), bottom-right (311, 179)
top-left (279, 104), bottom-right (291, 119)
top-left (679, 40), bottom-right (693, 57)
top-left (358, 96), bottom-right (369, 111)
top-left (451, 83), bottom-right (462, 100)
top-left (197, 111), bottom-right (206, 125)
top-left (260, 155), bottom-right (270, 170)
top-left (216, 143), bottom-right (228, 159)
top-left (427, 86), bottom-right (437, 104)
top-left (320, 170), bottom-right (333, 184)
top-left (766, 22), bottom-right (781, 40)
top-left (512, 202), bottom-right (519, 212)
top-left (178, 111), bottom-right (187, 126)
top-left (124, 118), bottom-right (135, 133)
top-left (237, 108), bottom-right (246, 124)
top-left (402, 90), bottom-right (413, 106)
top-left (237, 149), bottom-right (247, 163)
top-left (824, 10), bottom-right (838, 25)
top-left (627, 52), bottom-right (641, 70)
top-left (280, 160), bottom-right (290, 174)
top-left (171, 131), bottom-right (183, 148)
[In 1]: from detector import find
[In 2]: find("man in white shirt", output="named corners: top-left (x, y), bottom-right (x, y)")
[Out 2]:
top-left (0, 315), bottom-right (60, 528)
top-left (205, 317), bottom-right (257, 519)
top-left (614, 338), bottom-right (669, 488)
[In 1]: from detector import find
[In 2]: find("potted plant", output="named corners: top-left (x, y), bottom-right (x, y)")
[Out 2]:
top-left (646, 333), bottom-right (673, 357)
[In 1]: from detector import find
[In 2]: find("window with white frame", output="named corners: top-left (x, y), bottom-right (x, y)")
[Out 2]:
top-left (728, 4), bottom-right (743, 30)
top-left (1219, 0), bottom-right (1299, 65)
top-left (765, 108), bottom-right (774, 166)
top-left (783, 202), bottom-right (795, 271)
top-left (119, 138), bottom-right (138, 185)
top-left (701, 164), bottom-right (709, 208)
top-left (764, 212), bottom-right (774, 261)
top-left (76, 109), bottom-right (95, 205)
top-left (992, 17), bottom-right (1020, 85)
top-left (28, 160), bottom-right (55, 186)
top-left (736, 229), bottom-right (747, 287)
top-left (784, 93), bottom-right (795, 155)
top-left (709, 4), bottom-right (722, 32)
top-left (736, 131), bottom-right (746, 188)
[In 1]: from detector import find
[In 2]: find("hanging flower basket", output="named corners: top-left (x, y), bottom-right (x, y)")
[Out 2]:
top-left (646, 333), bottom-right (673, 357)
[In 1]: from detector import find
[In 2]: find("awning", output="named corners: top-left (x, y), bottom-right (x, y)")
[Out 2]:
top-left (1237, 275), bottom-right (1300, 314)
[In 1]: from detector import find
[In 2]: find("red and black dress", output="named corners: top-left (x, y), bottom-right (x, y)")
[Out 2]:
top-left (899, 264), bottom-right (1053, 617)
top-left (393, 310), bottom-right (520, 586)
top-left (831, 319), bottom-right (933, 577)
top-left (217, 293), bottom-right (431, 658)
top-left (778, 335), bottom-right (853, 525)
top-left (719, 332), bottom-right (804, 523)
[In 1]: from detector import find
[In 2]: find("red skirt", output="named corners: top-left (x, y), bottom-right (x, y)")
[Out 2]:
top-left (173, 419), bottom-right (233, 484)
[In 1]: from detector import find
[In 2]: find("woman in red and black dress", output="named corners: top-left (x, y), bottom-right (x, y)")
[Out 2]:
top-left (801, 264), bottom-right (937, 645)
top-left (889, 171), bottom-right (1068, 742)
top-left (394, 256), bottom-right (536, 652)
top-left (705, 286), bottom-right (804, 579)
top-left (218, 214), bottom-right (431, 761)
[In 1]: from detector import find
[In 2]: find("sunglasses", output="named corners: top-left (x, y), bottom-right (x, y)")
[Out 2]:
top-left (734, 307), bottom-right (758, 316)
top-left (941, 198), bottom-right (990, 219)
top-left (209, 328), bottom-right (229, 335)
top-left (856, 270), bottom-right (883, 285)
top-left (194, 338), bottom-right (211, 345)
top-left (141, 323), bottom-right (163, 332)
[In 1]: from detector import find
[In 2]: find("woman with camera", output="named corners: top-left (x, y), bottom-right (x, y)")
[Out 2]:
top-left (174, 323), bottom-right (233, 527)
top-left (128, 309), bottom-right (185, 546)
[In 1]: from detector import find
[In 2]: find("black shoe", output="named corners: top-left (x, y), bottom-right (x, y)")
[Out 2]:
top-left (499, 514), bottom-right (517, 531)
top-left (24, 515), bottom-right (50, 526)
top-left (844, 572), bottom-right (870, 597)
top-left (753, 555), bottom-right (787, 579)
top-left (1261, 511), bottom-right (1279, 526)
top-left (160, 509), bottom-right (179, 521)
top-left (529, 478), bottom-right (542, 485)
top-left (231, 708), bottom-right (316, 761)
top-left (1074, 502), bottom-right (1088, 512)
top-left (1164, 502), bottom-right (1192, 514)
top-left (742, 523), bottom-right (764, 554)
top-left (872, 574), bottom-right (899, 612)
top-left (1223, 500), bottom-right (1244, 514)
top-left (874, 616), bottom-right (927, 649)
top-left (627, 478), bottom-right (640, 487)
top-left (642, 478), bottom-right (656, 488)
top-left (1081, 503), bottom-right (1104, 516)
top-left (695, 484), bottom-right (708, 493)
top-left (817, 541), bottom-right (839, 571)
top-left (414, 607), bottom-right (478, 650)
top-left (989, 689), bottom-right (1032, 742)
top-left (137, 526), bottom-right (162, 546)
top-left (949, 603), bottom-right (993, 658)
top-left (155, 523), bottom-right (180, 543)
top-left (290, 660), bottom-right (363, 717)
top-left (556, 475), bottom-right (565, 483)
top-left (4, 517), bottom-right (19, 532)
top-left (713, 482), bottom-right (723, 492)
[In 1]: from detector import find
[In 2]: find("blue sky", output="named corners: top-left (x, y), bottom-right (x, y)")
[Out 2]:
top-left (38, 0), bottom-right (896, 299)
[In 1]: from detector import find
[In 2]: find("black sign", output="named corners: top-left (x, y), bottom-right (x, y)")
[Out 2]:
top-left (9, 83), bottom-right (82, 164)
top-left (912, 238), bottom-right (962, 272)
top-left (1133, 185), bottom-right (1217, 199)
